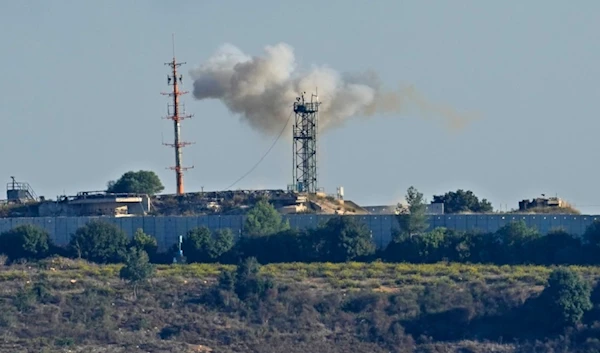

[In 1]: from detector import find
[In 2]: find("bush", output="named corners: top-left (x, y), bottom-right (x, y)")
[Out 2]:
top-left (0, 225), bottom-right (54, 262)
top-left (243, 199), bottom-right (289, 237)
top-left (311, 216), bottom-right (376, 262)
top-left (69, 220), bottom-right (129, 264)
top-left (130, 228), bottom-right (158, 260)
top-left (120, 247), bottom-right (155, 297)
top-left (181, 226), bottom-right (235, 263)
top-left (234, 257), bottom-right (274, 301)
top-left (532, 267), bottom-right (593, 332)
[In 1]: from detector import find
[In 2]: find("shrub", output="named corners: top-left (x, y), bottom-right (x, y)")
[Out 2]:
top-left (69, 220), bottom-right (129, 264)
top-left (534, 267), bottom-right (593, 332)
top-left (181, 226), bottom-right (234, 263)
top-left (0, 225), bottom-right (54, 262)
top-left (130, 228), bottom-right (158, 259)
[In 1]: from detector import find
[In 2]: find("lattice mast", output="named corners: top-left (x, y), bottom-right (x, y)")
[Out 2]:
top-left (161, 35), bottom-right (194, 195)
top-left (292, 91), bottom-right (320, 193)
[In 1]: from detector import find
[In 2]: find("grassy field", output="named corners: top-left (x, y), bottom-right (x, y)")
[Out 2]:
top-left (4, 256), bottom-right (600, 292)
top-left (1, 258), bottom-right (599, 352)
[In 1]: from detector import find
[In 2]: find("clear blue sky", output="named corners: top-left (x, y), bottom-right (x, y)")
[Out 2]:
top-left (1, 1), bottom-right (599, 213)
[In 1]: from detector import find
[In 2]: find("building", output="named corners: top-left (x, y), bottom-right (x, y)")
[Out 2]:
top-left (518, 196), bottom-right (571, 212)
top-left (365, 203), bottom-right (445, 215)
top-left (38, 191), bottom-right (151, 217)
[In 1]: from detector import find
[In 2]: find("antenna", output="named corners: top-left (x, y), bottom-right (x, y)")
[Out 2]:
top-left (161, 34), bottom-right (195, 196)
top-left (171, 33), bottom-right (175, 58)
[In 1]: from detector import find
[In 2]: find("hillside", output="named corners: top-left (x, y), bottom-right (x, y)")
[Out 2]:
top-left (1, 258), bottom-right (600, 352)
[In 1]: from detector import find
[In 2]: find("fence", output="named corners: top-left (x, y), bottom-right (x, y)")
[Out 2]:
top-left (0, 214), bottom-right (598, 251)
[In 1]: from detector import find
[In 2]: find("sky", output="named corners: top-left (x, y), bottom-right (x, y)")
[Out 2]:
top-left (1, 1), bottom-right (599, 213)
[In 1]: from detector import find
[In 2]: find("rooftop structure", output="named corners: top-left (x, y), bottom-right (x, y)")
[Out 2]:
top-left (38, 190), bottom-right (150, 217)
top-left (6, 177), bottom-right (38, 204)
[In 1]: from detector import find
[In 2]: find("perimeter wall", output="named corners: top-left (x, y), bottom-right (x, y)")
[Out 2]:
top-left (0, 214), bottom-right (597, 251)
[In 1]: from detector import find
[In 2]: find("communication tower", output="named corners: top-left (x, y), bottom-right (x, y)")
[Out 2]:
top-left (292, 91), bottom-right (320, 193)
top-left (161, 35), bottom-right (194, 196)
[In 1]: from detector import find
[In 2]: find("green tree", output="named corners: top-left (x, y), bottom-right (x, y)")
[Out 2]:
top-left (212, 229), bottom-right (235, 259)
top-left (536, 267), bottom-right (592, 331)
top-left (432, 189), bottom-right (493, 214)
top-left (69, 220), bottom-right (129, 264)
top-left (106, 170), bottom-right (164, 195)
top-left (312, 216), bottom-right (376, 262)
top-left (130, 228), bottom-right (158, 260)
top-left (181, 226), bottom-right (234, 263)
top-left (583, 220), bottom-right (600, 247)
top-left (492, 220), bottom-right (541, 264)
top-left (396, 186), bottom-right (429, 238)
top-left (386, 227), bottom-right (448, 263)
top-left (237, 228), bottom-right (311, 264)
top-left (119, 247), bottom-right (155, 298)
top-left (181, 226), bottom-right (213, 263)
top-left (532, 228), bottom-right (582, 265)
top-left (234, 257), bottom-right (274, 301)
top-left (0, 225), bottom-right (54, 262)
top-left (243, 199), bottom-right (289, 237)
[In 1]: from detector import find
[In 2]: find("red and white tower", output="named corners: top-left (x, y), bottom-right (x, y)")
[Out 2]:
top-left (161, 35), bottom-right (194, 195)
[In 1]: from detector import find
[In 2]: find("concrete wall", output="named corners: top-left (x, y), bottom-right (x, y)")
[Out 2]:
top-left (0, 214), bottom-right (598, 251)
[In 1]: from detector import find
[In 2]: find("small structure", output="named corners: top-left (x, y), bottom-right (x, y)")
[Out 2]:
top-left (518, 196), bottom-right (571, 212)
top-left (365, 203), bottom-right (445, 215)
top-left (6, 177), bottom-right (38, 204)
top-left (39, 191), bottom-right (151, 217)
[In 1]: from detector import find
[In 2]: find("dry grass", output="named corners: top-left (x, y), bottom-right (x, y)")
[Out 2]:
top-left (2, 257), bottom-right (599, 294)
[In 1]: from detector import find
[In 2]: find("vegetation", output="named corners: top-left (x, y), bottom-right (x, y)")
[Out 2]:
top-left (3, 189), bottom-right (600, 351)
top-left (243, 198), bottom-right (290, 236)
top-left (0, 224), bottom-right (54, 263)
top-left (397, 185), bottom-right (429, 236)
top-left (106, 170), bottom-right (164, 195)
top-left (69, 220), bottom-right (129, 264)
top-left (432, 189), bottom-right (493, 213)
top-left (129, 228), bottom-right (158, 261)
top-left (119, 247), bottom-right (156, 298)
top-left (0, 259), bottom-right (599, 352)
top-left (179, 226), bottom-right (235, 263)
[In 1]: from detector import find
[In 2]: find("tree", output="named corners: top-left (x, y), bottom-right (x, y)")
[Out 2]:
top-left (532, 229), bottom-right (582, 265)
top-left (432, 189), bottom-right (493, 214)
top-left (119, 247), bottom-right (155, 298)
top-left (492, 220), bottom-right (541, 264)
top-left (0, 225), bottom-right (54, 262)
top-left (106, 170), bottom-right (164, 195)
top-left (130, 228), bottom-right (158, 260)
top-left (237, 228), bottom-right (311, 264)
top-left (535, 267), bottom-right (592, 331)
top-left (181, 226), bottom-right (234, 263)
top-left (312, 216), bottom-right (376, 262)
top-left (396, 186), bottom-right (429, 238)
top-left (212, 229), bottom-right (235, 260)
top-left (386, 227), bottom-right (448, 263)
top-left (243, 199), bottom-right (289, 237)
top-left (69, 220), bottom-right (129, 264)
top-left (233, 257), bottom-right (274, 301)
top-left (583, 220), bottom-right (600, 248)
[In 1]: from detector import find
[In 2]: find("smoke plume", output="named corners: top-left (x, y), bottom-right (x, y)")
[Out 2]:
top-left (189, 43), bottom-right (479, 135)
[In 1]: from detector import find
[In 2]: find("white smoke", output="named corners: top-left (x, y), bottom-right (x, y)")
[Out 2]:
top-left (189, 43), bottom-right (479, 135)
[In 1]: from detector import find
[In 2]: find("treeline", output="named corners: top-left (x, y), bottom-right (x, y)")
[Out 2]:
top-left (2, 197), bottom-right (600, 267)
